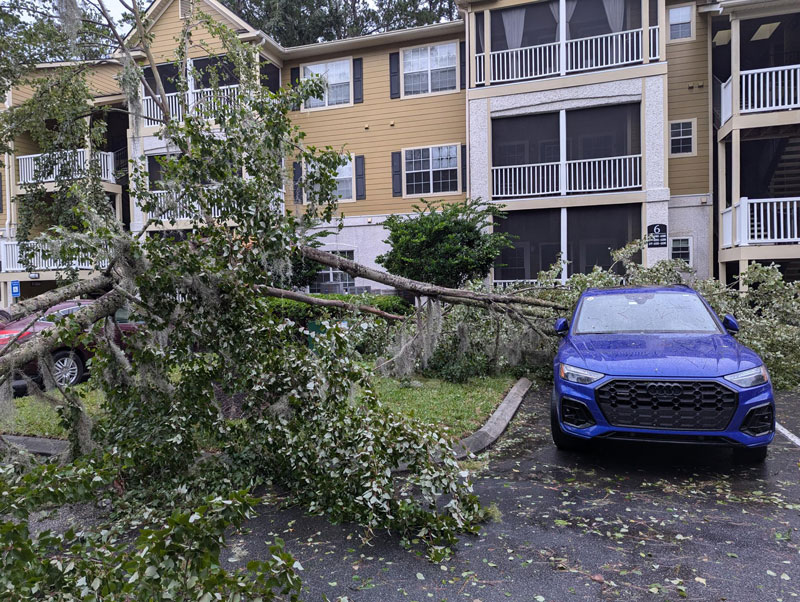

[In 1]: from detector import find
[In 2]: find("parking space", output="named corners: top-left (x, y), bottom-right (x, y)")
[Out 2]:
top-left (234, 387), bottom-right (800, 601)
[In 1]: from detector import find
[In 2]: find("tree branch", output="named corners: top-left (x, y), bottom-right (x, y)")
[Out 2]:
top-left (0, 275), bottom-right (114, 324)
top-left (0, 290), bottom-right (124, 378)
top-left (298, 246), bottom-right (567, 311)
top-left (256, 285), bottom-right (406, 321)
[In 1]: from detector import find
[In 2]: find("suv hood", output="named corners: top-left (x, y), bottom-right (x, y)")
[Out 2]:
top-left (559, 333), bottom-right (762, 378)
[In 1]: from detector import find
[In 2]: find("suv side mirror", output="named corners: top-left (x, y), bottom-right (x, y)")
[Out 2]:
top-left (722, 314), bottom-right (739, 335)
top-left (554, 318), bottom-right (570, 336)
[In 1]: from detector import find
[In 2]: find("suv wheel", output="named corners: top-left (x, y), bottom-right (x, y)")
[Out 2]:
top-left (733, 446), bottom-right (768, 464)
top-left (550, 390), bottom-right (587, 451)
top-left (51, 351), bottom-right (85, 387)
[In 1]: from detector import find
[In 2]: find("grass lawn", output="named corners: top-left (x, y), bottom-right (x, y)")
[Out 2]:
top-left (373, 374), bottom-right (516, 438)
top-left (0, 385), bottom-right (104, 439)
top-left (1, 375), bottom-right (518, 441)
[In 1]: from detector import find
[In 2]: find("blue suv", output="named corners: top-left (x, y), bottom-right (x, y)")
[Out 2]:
top-left (552, 286), bottom-right (774, 462)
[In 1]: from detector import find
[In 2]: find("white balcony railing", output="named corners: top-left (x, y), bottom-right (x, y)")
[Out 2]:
top-left (740, 196), bottom-right (800, 245)
top-left (720, 76), bottom-right (733, 125)
top-left (489, 41), bottom-right (560, 84)
top-left (566, 28), bottom-right (643, 73)
top-left (141, 86), bottom-right (240, 127)
top-left (567, 154), bottom-right (641, 194)
top-left (16, 150), bottom-right (115, 185)
top-left (476, 26), bottom-right (661, 86)
top-left (492, 162), bottom-right (560, 198)
top-left (149, 189), bottom-right (222, 222)
top-left (2, 242), bottom-right (101, 273)
top-left (475, 53), bottom-right (486, 85)
top-left (721, 206), bottom-right (733, 248)
top-left (649, 25), bottom-right (660, 61)
top-left (741, 64), bottom-right (800, 115)
top-left (491, 154), bottom-right (641, 198)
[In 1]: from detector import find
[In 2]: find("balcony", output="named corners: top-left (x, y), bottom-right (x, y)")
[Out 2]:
top-left (722, 197), bottom-right (800, 247)
top-left (493, 155), bottom-right (641, 198)
top-left (491, 104), bottom-right (642, 200)
top-left (476, 26), bottom-right (659, 86)
top-left (16, 150), bottom-right (116, 185)
top-left (148, 189), bottom-right (222, 222)
top-left (141, 85), bottom-right (240, 127)
top-left (1, 242), bottom-right (102, 273)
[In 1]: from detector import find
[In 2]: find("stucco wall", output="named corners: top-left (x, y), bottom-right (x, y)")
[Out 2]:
top-left (668, 194), bottom-right (713, 279)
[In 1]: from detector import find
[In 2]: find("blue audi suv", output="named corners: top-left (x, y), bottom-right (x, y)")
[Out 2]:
top-left (552, 285), bottom-right (774, 462)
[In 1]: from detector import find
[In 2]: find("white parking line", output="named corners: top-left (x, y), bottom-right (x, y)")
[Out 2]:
top-left (777, 423), bottom-right (800, 448)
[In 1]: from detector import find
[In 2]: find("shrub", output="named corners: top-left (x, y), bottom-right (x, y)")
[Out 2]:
top-left (376, 199), bottom-right (514, 288)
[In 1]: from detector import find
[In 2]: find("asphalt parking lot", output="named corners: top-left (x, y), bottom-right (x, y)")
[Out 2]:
top-left (233, 386), bottom-right (800, 601)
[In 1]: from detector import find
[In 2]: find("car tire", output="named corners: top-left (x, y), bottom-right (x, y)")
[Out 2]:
top-left (550, 390), bottom-right (587, 452)
top-left (732, 446), bottom-right (768, 464)
top-left (50, 350), bottom-right (85, 387)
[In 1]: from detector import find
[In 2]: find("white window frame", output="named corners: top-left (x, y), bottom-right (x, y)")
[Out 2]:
top-left (333, 157), bottom-right (356, 203)
top-left (301, 155), bottom-right (356, 204)
top-left (300, 57), bottom-right (354, 112)
top-left (669, 236), bottom-right (693, 266)
top-left (668, 4), bottom-right (695, 43)
top-left (399, 40), bottom-right (460, 99)
top-left (668, 118), bottom-right (697, 157)
top-left (401, 143), bottom-right (462, 199)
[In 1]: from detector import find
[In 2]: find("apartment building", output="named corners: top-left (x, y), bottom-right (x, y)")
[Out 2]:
top-left (712, 0), bottom-right (800, 283)
top-left (463, 0), bottom-right (718, 283)
top-left (1, 61), bottom-right (126, 304)
top-left (1, 0), bottom-right (798, 306)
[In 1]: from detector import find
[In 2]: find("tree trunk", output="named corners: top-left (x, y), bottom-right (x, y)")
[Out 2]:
top-left (298, 246), bottom-right (566, 311)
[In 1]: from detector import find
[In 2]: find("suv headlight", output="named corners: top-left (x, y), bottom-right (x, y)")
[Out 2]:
top-left (724, 365), bottom-right (769, 388)
top-left (559, 363), bottom-right (604, 385)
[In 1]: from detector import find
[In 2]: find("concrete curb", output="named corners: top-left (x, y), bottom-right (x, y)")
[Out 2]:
top-left (452, 377), bottom-right (531, 460)
top-left (3, 434), bottom-right (69, 457)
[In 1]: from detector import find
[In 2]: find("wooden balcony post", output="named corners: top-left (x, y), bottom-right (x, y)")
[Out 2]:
top-left (642, 0), bottom-right (650, 64)
top-left (559, 0), bottom-right (567, 75)
top-left (732, 18), bottom-right (741, 118)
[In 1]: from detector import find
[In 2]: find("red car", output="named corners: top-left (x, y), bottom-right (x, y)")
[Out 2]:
top-left (0, 299), bottom-right (138, 392)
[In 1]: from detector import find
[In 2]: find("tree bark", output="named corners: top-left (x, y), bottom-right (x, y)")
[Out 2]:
top-left (257, 285), bottom-right (406, 321)
top-left (298, 246), bottom-right (567, 311)
top-left (1, 275), bottom-right (113, 324)
top-left (0, 290), bottom-right (124, 378)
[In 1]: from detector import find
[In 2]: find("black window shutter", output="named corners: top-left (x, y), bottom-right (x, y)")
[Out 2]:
top-left (292, 161), bottom-right (303, 204)
top-left (460, 41), bottom-right (466, 90)
top-left (355, 155), bottom-right (366, 200)
top-left (389, 52), bottom-right (400, 99)
top-left (461, 144), bottom-right (467, 192)
top-left (353, 58), bottom-right (363, 104)
top-left (290, 66), bottom-right (300, 111)
top-left (391, 151), bottom-right (402, 197)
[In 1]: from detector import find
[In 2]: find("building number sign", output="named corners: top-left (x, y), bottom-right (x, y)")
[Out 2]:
top-left (647, 224), bottom-right (667, 248)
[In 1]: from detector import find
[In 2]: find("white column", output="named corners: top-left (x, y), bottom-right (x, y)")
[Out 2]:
top-left (642, 0), bottom-right (650, 64)
top-left (187, 58), bottom-right (195, 112)
top-left (559, 109), bottom-right (567, 195)
top-left (560, 206), bottom-right (568, 284)
top-left (559, 0), bottom-right (567, 75)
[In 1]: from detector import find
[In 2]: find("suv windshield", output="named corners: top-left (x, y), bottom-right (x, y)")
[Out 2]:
top-left (574, 291), bottom-right (722, 335)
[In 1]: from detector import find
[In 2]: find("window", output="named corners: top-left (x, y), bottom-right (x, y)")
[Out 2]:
top-left (669, 120), bottom-right (695, 156)
top-left (670, 237), bottom-right (692, 264)
top-left (334, 159), bottom-right (354, 201)
top-left (402, 42), bottom-right (458, 96)
top-left (303, 59), bottom-right (351, 109)
top-left (309, 250), bottom-right (356, 294)
top-left (404, 145), bottom-right (459, 196)
top-left (669, 6), bottom-right (693, 41)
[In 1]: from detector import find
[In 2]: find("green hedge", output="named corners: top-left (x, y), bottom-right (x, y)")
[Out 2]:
top-left (265, 293), bottom-right (411, 327)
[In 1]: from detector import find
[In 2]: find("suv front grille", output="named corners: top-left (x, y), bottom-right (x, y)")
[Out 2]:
top-left (595, 380), bottom-right (738, 431)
